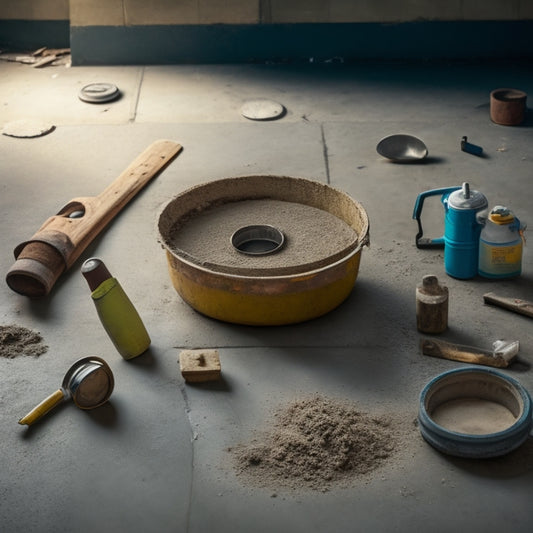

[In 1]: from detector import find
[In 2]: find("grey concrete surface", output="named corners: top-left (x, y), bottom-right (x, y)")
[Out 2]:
top-left (1, 60), bottom-right (533, 533)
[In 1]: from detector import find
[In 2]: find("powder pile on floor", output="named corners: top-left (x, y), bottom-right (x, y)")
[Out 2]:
top-left (232, 395), bottom-right (396, 491)
top-left (0, 324), bottom-right (48, 358)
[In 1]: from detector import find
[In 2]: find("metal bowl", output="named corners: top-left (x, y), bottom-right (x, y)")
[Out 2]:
top-left (376, 134), bottom-right (428, 162)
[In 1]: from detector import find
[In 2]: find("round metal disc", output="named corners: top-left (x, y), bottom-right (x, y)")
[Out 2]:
top-left (79, 83), bottom-right (120, 103)
top-left (241, 99), bottom-right (285, 121)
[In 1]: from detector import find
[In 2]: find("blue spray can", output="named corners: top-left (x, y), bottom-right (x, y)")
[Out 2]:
top-left (413, 182), bottom-right (488, 279)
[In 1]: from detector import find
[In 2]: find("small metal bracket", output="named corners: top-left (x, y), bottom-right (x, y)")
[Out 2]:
top-left (461, 136), bottom-right (483, 156)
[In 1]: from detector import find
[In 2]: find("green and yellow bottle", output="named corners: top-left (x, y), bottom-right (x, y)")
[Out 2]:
top-left (81, 258), bottom-right (151, 359)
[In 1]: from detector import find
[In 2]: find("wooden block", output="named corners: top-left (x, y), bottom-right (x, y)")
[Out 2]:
top-left (179, 349), bottom-right (221, 383)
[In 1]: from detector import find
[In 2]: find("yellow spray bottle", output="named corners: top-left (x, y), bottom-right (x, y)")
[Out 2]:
top-left (81, 258), bottom-right (151, 359)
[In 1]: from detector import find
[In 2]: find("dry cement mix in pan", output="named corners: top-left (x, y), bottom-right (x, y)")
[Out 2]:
top-left (168, 199), bottom-right (359, 275)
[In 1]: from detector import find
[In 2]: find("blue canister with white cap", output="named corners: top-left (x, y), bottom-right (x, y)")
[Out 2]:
top-left (413, 182), bottom-right (488, 279)
top-left (443, 183), bottom-right (488, 279)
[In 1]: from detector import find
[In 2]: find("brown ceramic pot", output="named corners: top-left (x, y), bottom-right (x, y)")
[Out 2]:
top-left (490, 88), bottom-right (527, 126)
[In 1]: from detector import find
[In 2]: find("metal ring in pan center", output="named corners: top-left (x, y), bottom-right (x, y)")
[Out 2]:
top-left (231, 225), bottom-right (285, 256)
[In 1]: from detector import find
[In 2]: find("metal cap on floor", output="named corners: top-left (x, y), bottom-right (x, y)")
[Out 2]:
top-left (79, 83), bottom-right (121, 103)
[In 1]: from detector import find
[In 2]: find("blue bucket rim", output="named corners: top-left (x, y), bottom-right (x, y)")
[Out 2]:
top-left (419, 366), bottom-right (532, 441)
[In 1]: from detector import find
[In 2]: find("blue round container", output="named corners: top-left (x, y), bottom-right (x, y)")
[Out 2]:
top-left (419, 367), bottom-right (532, 458)
top-left (411, 183), bottom-right (487, 279)
top-left (442, 184), bottom-right (488, 279)
top-left (443, 238), bottom-right (481, 280)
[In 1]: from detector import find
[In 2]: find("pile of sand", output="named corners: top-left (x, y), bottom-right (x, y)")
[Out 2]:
top-left (0, 324), bottom-right (48, 358)
top-left (232, 395), bottom-right (397, 491)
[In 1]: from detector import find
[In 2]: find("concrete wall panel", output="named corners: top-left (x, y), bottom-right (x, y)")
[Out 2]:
top-left (123, 0), bottom-right (258, 26)
top-left (267, 0), bottom-right (329, 23)
top-left (0, 0), bottom-right (69, 20)
top-left (198, 0), bottom-right (259, 24)
top-left (328, 0), bottom-right (463, 23)
top-left (2, 0), bottom-right (533, 25)
top-left (70, 0), bottom-right (124, 26)
top-left (125, 0), bottom-right (197, 25)
top-left (463, 0), bottom-right (521, 20)
top-left (520, 1), bottom-right (533, 19)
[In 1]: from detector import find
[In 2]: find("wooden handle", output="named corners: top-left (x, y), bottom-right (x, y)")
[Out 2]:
top-left (80, 139), bottom-right (183, 244)
top-left (483, 292), bottom-right (533, 319)
top-left (6, 140), bottom-right (183, 297)
top-left (18, 389), bottom-right (66, 426)
top-left (421, 339), bottom-right (510, 368)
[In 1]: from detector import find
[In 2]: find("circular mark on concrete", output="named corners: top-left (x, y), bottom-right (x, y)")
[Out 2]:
top-left (2, 119), bottom-right (55, 138)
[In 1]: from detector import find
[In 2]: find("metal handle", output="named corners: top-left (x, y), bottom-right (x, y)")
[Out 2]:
top-left (412, 186), bottom-right (461, 249)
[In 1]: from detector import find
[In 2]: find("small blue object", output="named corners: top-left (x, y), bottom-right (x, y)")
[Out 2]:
top-left (461, 136), bottom-right (483, 156)
top-left (413, 182), bottom-right (488, 279)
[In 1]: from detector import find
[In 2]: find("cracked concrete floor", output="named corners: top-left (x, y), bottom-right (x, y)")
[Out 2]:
top-left (1, 59), bottom-right (533, 533)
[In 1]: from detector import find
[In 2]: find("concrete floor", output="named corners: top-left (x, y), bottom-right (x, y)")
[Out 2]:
top-left (1, 59), bottom-right (533, 533)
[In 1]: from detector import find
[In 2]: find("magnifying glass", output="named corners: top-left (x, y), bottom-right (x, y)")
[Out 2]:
top-left (18, 356), bottom-right (114, 426)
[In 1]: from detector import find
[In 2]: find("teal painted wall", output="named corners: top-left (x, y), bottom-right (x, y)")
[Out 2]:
top-left (68, 21), bottom-right (533, 65)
